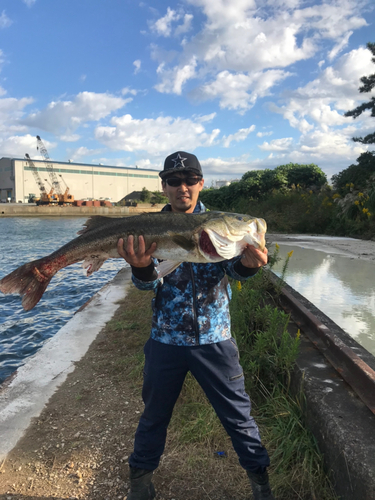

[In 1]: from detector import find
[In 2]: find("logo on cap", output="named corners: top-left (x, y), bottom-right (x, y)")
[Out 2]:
top-left (171, 153), bottom-right (187, 169)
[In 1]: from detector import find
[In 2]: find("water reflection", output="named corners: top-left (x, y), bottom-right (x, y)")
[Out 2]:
top-left (272, 244), bottom-right (375, 356)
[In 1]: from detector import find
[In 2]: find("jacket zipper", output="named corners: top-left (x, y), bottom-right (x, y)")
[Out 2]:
top-left (189, 263), bottom-right (200, 344)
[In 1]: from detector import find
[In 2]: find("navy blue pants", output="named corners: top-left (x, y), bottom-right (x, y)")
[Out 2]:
top-left (129, 338), bottom-right (270, 474)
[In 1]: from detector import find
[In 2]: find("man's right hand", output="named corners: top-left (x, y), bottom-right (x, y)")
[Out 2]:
top-left (117, 235), bottom-right (157, 268)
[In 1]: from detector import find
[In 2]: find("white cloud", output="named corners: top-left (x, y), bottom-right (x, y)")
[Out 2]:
top-left (60, 134), bottom-right (81, 142)
top-left (155, 58), bottom-right (197, 94)
top-left (23, 92), bottom-right (128, 135)
top-left (175, 14), bottom-right (193, 36)
top-left (94, 113), bottom-right (220, 154)
top-left (194, 69), bottom-right (291, 112)
top-left (150, 8), bottom-right (193, 38)
top-left (0, 94), bottom-right (34, 135)
top-left (257, 131), bottom-right (273, 137)
top-left (133, 60), bottom-right (141, 74)
top-left (328, 31), bottom-right (353, 61)
top-left (0, 134), bottom-right (41, 157)
top-left (68, 146), bottom-right (103, 162)
top-left (150, 0), bottom-right (368, 113)
top-left (23, 0), bottom-right (36, 6)
top-left (150, 7), bottom-right (180, 37)
top-left (269, 47), bottom-right (375, 134)
top-left (121, 87), bottom-right (137, 96)
top-left (0, 10), bottom-right (12, 28)
top-left (222, 125), bottom-right (255, 147)
top-left (258, 137), bottom-right (294, 151)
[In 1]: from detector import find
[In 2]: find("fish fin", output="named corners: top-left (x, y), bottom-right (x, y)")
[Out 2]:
top-left (78, 216), bottom-right (118, 235)
top-left (0, 259), bottom-right (53, 311)
top-left (156, 261), bottom-right (182, 278)
top-left (82, 255), bottom-right (108, 276)
top-left (170, 233), bottom-right (196, 251)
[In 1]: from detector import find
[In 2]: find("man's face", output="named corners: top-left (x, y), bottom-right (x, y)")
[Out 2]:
top-left (162, 172), bottom-right (204, 213)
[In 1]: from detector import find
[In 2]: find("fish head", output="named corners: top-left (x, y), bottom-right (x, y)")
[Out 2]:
top-left (198, 212), bottom-right (267, 261)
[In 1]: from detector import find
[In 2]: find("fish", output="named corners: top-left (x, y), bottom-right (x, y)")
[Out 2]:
top-left (0, 211), bottom-right (267, 311)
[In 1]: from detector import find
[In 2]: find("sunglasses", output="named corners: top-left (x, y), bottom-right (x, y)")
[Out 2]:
top-left (165, 177), bottom-right (202, 187)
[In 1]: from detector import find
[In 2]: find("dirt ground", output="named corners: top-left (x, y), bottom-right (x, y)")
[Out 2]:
top-left (0, 289), bottom-right (249, 500)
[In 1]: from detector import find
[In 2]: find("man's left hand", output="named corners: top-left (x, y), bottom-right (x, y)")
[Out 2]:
top-left (241, 245), bottom-right (268, 269)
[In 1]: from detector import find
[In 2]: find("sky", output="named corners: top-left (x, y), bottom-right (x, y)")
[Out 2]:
top-left (0, 0), bottom-right (374, 186)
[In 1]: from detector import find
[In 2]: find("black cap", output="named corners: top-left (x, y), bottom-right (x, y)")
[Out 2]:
top-left (159, 151), bottom-right (203, 179)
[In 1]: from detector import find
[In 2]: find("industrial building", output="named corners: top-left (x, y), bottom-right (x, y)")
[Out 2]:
top-left (0, 157), bottom-right (162, 203)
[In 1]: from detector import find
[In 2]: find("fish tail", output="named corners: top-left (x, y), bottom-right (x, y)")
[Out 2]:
top-left (0, 258), bottom-right (55, 311)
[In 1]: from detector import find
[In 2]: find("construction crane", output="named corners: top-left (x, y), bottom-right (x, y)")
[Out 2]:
top-left (59, 174), bottom-right (74, 204)
top-left (25, 153), bottom-right (57, 205)
top-left (36, 135), bottom-right (74, 204)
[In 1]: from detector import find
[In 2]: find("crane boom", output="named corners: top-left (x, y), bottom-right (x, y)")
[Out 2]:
top-left (25, 154), bottom-right (48, 195)
top-left (36, 135), bottom-right (63, 195)
top-left (24, 154), bottom-right (57, 204)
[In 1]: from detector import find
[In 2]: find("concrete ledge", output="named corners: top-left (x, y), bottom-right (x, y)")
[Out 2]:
top-left (0, 204), bottom-right (165, 217)
top-left (281, 281), bottom-right (375, 500)
top-left (0, 267), bottom-right (132, 461)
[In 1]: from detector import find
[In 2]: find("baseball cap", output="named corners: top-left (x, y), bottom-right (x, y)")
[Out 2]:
top-left (159, 151), bottom-right (203, 179)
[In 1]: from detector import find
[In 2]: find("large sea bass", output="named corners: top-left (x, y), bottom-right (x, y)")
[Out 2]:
top-left (0, 211), bottom-right (266, 311)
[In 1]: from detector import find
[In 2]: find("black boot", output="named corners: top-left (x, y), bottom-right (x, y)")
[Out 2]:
top-left (247, 470), bottom-right (275, 500)
top-left (127, 466), bottom-right (156, 500)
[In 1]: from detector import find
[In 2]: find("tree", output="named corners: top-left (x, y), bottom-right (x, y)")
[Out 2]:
top-left (140, 187), bottom-right (151, 202)
top-left (345, 42), bottom-right (375, 144)
top-left (275, 163), bottom-right (327, 189)
top-left (331, 151), bottom-right (375, 193)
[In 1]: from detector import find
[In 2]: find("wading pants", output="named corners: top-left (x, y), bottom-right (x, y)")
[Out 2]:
top-left (129, 338), bottom-right (270, 473)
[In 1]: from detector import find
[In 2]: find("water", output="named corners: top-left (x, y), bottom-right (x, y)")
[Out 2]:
top-left (272, 242), bottom-right (375, 356)
top-left (0, 217), bottom-right (125, 385)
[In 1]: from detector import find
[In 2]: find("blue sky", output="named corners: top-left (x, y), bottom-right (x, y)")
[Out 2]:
top-left (0, 0), bottom-right (374, 185)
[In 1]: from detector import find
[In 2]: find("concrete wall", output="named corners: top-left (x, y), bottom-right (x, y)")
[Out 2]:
top-left (0, 203), bottom-right (166, 217)
top-left (0, 158), bottom-right (162, 203)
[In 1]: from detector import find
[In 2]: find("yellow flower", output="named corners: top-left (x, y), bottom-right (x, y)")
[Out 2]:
top-left (350, 183), bottom-right (354, 188)
top-left (327, 202), bottom-right (332, 206)
top-left (332, 193), bottom-right (341, 199)
top-left (368, 212), bottom-right (372, 217)
top-left (309, 190), bottom-right (313, 194)
top-left (236, 281), bottom-right (242, 291)
top-left (287, 250), bottom-right (294, 258)
top-left (354, 200), bottom-right (359, 205)
top-left (275, 243), bottom-right (280, 250)
top-left (296, 329), bottom-right (301, 339)
top-left (358, 192), bottom-right (364, 197)
top-left (363, 208), bottom-right (369, 214)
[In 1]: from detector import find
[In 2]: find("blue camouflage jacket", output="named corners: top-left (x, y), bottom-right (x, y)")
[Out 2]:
top-left (132, 202), bottom-right (257, 346)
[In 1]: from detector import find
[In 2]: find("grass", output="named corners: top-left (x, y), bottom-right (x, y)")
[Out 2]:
top-left (109, 272), bottom-right (338, 500)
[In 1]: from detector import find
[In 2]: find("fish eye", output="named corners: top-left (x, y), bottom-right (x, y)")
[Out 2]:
top-left (237, 216), bottom-right (243, 221)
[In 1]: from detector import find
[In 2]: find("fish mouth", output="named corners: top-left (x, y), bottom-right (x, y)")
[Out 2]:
top-left (198, 219), bottom-right (265, 261)
top-left (198, 229), bottom-right (242, 260)
top-left (199, 230), bottom-right (221, 259)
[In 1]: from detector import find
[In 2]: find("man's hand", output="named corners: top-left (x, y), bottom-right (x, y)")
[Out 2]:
top-left (241, 245), bottom-right (268, 269)
top-left (117, 235), bottom-right (157, 268)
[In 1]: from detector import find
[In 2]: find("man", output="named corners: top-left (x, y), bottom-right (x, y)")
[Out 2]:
top-left (117, 151), bottom-right (275, 500)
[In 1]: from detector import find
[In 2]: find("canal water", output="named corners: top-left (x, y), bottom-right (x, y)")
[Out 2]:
top-left (271, 238), bottom-right (375, 357)
top-left (0, 217), bottom-right (125, 385)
